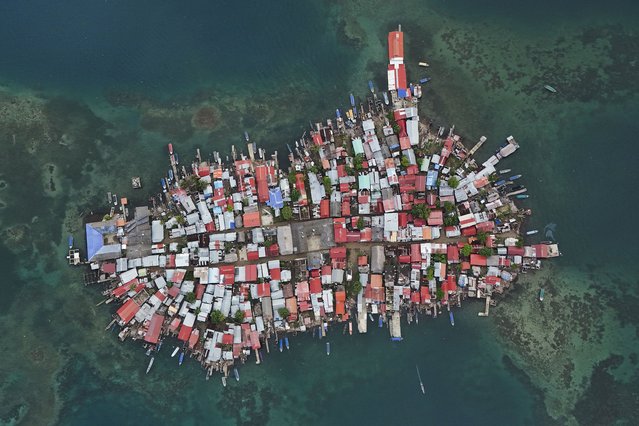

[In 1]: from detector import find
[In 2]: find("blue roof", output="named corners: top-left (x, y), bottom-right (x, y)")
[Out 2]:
top-left (86, 223), bottom-right (104, 261)
top-left (397, 89), bottom-right (407, 99)
top-left (266, 188), bottom-right (284, 209)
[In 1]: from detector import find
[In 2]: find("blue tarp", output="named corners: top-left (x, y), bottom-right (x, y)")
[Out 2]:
top-left (397, 89), bottom-right (407, 99)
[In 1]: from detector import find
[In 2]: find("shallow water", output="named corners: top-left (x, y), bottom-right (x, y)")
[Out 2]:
top-left (0, 1), bottom-right (638, 424)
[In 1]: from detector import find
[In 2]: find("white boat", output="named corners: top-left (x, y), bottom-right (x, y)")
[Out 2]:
top-left (416, 365), bottom-right (425, 394)
top-left (326, 342), bottom-right (331, 356)
top-left (146, 357), bottom-right (155, 374)
top-left (499, 169), bottom-right (511, 174)
top-left (222, 376), bottom-right (227, 387)
top-left (544, 85), bottom-right (557, 93)
top-left (171, 347), bottom-right (180, 357)
top-left (418, 61), bottom-right (429, 67)
top-left (233, 367), bottom-right (240, 382)
top-left (526, 230), bottom-right (539, 235)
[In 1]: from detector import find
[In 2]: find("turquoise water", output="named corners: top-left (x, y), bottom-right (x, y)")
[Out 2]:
top-left (0, 1), bottom-right (638, 424)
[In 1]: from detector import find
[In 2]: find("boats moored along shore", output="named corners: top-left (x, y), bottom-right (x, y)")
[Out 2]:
top-left (74, 25), bottom-right (560, 384)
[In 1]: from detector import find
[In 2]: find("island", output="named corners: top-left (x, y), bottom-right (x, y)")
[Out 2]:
top-left (70, 26), bottom-right (560, 382)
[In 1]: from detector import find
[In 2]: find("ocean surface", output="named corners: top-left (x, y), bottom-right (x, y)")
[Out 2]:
top-left (0, 0), bottom-right (638, 425)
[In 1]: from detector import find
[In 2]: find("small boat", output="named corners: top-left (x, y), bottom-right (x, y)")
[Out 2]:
top-left (368, 313), bottom-right (374, 322)
top-left (284, 336), bottom-right (290, 351)
top-left (526, 230), bottom-right (539, 235)
top-left (335, 108), bottom-right (341, 119)
top-left (171, 347), bottom-right (180, 357)
top-left (279, 338), bottom-right (283, 352)
top-left (326, 342), bottom-right (331, 356)
top-left (348, 322), bottom-right (352, 335)
top-left (178, 352), bottom-right (185, 366)
top-left (168, 143), bottom-right (173, 155)
top-left (323, 322), bottom-right (328, 332)
top-left (156, 341), bottom-right (162, 352)
top-left (107, 191), bottom-right (112, 203)
top-left (515, 194), bottom-right (529, 199)
top-left (544, 85), bottom-right (557, 93)
top-left (233, 367), bottom-right (240, 382)
top-left (160, 178), bottom-right (167, 192)
top-left (174, 152), bottom-right (179, 164)
top-left (494, 179), bottom-right (506, 186)
top-left (145, 347), bottom-right (152, 356)
top-left (221, 376), bottom-right (227, 387)
top-left (67, 235), bottom-right (74, 249)
top-left (378, 315), bottom-right (383, 328)
top-left (416, 365), bottom-right (425, 394)
top-left (383, 92), bottom-right (389, 105)
top-left (499, 169), bottom-right (511, 174)
top-left (449, 311), bottom-right (455, 326)
top-left (509, 174), bottom-right (522, 181)
top-left (168, 169), bottom-right (174, 182)
top-left (146, 357), bottom-right (155, 374)
top-left (368, 80), bottom-right (374, 93)
top-left (349, 93), bottom-right (355, 106)
top-left (418, 61), bottom-right (429, 67)
top-left (419, 77), bottom-right (431, 84)
top-left (353, 105), bottom-right (357, 117)
top-left (244, 131), bottom-right (249, 142)
top-left (511, 185), bottom-right (524, 191)
top-left (539, 288), bottom-right (545, 302)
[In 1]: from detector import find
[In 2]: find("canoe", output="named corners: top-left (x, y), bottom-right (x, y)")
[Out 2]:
top-left (326, 342), bottom-right (331, 356)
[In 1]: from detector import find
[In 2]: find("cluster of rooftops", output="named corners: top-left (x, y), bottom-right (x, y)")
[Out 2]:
top-left (81, 26), bottom-right (559, 375)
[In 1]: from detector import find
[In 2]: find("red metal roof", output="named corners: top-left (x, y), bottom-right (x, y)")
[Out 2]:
top-left (116, 299), bottom-right (140, 324)
top-left (470, 254), bottom-right (488, 266)
top-left (330, 247), bottom-right (347, 259)
top-left (144, 313), bottom-right (164, 344)
top-left (447, 245), bottom-right (460, 262)
top-left (388, 30), bottom-right (404, 60)
top-left (177, 324), bottom-right (192, 342)
top-left (320, 199), bottom-right (330, 218)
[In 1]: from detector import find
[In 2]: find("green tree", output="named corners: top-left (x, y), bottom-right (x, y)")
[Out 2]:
top-left (185, 292), bottom-right (196, 303)
top-left (411, 204), bottom-right (430, 220)
top-left (210, 309), bottom-right (225, 325)
top-left (443, 201), bottom-right (456, 214)
top-left (353, 154), bottom-right (365, 171)
top-left (443, 215), bottom-right (459, 227)
top-left (477, 232), bottom-right (488, 245)
top-left (346, 280), bottom-right (362, 299)
top-left (227, 203), bottom-right (234, 212)
top-left (436, 288), bottom-right (445, 300)
top-left (356, 217), bottom-right (365, 230)
top-left (233, 310), bottom-right (245, 324)
top-left (278, 307), bottom-right (290, 319)
top-left (288, 171), bottom-right (297, 185)
top-left (281, 205), bottom-right (293, 221)
top-left (516, 238), bottom-right (524, 248)
top-left (401, 156), bottom-right (410, 168)
top-left (448, 176), bottom-right (460, 189)
top-left (461, 244), bottom-right (472, 257)
top-left (323, 176), bottom-right (332, 194)
top-left (479, 247), bottom-right (493, 257)
top-left (290, 189), bottom-right (301, 202)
